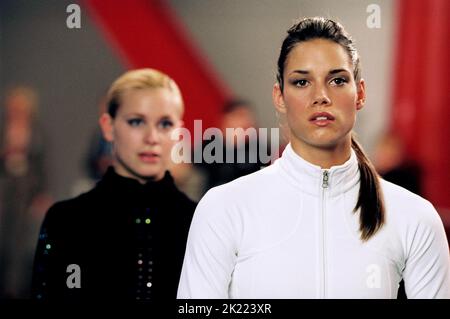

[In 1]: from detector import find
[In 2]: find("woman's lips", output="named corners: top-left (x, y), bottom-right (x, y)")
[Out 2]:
top-left (309, 112), bottom-right (335, 127)
top-left (138, 152), bottom-right (160, 163)
top-left (310, 117), bottom-right (334, 127)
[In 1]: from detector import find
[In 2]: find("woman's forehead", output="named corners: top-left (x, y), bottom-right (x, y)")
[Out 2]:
top-left (118, 88), bottom-right (183, 117)
top-left (285, 39), bottom-right (353, 73)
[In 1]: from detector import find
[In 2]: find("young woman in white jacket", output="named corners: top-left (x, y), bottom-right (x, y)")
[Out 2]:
top-left (177, 17), bottom-right (450, 299)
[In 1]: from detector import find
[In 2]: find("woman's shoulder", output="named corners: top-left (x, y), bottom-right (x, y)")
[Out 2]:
top-left (195, 164), bottom-right (280, 215)
top-left (212, 163), bottom-right (279, 192)
top-left (381, 178), bottom-right (431, 208)
top-left (43, 187), bottom-right (102, 225)
top-left (380, 178), bottom-right (442, 228)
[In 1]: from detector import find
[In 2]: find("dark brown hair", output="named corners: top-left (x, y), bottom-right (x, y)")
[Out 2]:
top-left (276, 17), bottom-right (385, 241)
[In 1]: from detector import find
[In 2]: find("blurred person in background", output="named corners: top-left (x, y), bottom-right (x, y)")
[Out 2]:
top-left (0, 86), bottom-right (52, 298)
top-left (168, 142), bottom-right (207, 202)
top-left (195, 99), bottom-right (267, 193)
top-left (70, 97), bottom-right (113, 197)
top-left (373, 132), bottom-right (422, 195)
top-left (31, 69), bottom-right (196, 300)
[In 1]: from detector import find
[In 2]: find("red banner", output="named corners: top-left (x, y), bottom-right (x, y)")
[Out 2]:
top-left (392, 0), bottom-right (450, 209)
top-left (84, 0), bottom-right (230, 139)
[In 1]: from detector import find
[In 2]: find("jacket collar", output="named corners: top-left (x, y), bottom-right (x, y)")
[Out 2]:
top-left (278, 143), bottom-right (360, 197)
top-left (98, 166), bottom-right (177, 198)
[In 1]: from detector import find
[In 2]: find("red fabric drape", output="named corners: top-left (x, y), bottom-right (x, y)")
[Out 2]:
top-left (84, 0), bottom-right (230, 138)
top-left (392, 0), bottom-right (450, 208)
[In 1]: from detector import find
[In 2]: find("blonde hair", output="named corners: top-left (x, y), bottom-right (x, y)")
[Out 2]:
top-left (106, 68), bottom-right (183, 118)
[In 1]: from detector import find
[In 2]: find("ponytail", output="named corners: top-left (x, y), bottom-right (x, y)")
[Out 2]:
top-left (351, 134), bottom-right (385, 241)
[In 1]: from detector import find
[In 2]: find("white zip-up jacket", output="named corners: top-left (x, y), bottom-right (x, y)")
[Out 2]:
top-left (178, 144), bottom-right (450, 298)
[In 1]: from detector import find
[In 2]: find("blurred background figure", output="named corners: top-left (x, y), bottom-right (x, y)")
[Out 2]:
top-left (70, 129), bottom-right (113, 197)
top-left (195, 99), bottom-right (266, 193)
top-left (70, 97), bottom-right (113, 197)
top-left (169, 145), bottom-right (207, 202)
top-left (0, 86), bottom-right (52, 298)
top-left (373, 132), bottom-right (422, 195)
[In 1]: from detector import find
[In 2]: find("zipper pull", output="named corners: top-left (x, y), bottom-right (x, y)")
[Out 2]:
top-left (322, 170), bottom-right (329, 188)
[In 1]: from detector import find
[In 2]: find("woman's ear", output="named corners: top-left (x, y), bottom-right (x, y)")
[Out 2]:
top-left (99, 113), bottom-right (114, 142)
top-left (356, 79), bottom-right (366, 110)
top-left (273, 83), bottom-right (286, 114)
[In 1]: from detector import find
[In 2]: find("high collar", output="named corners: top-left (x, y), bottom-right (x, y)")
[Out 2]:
top-left (277, 143), bottom-right (360, 197)
top-left (97, 166), bottom-right (177, 198)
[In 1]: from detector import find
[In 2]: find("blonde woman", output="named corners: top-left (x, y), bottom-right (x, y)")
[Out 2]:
top-left (32, 69), bottom-right (196, 300)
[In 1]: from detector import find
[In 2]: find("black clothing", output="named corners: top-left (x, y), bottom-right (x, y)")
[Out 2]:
top-left (31, 167), bottom-right (196, 300)
top-left (196, 138), bottom-right (267, 191)
top-left (381, 162), bottom-right (422, 196)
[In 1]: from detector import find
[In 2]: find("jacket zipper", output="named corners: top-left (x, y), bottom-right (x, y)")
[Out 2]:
top-left (321, 170), bottom-right (329, 298)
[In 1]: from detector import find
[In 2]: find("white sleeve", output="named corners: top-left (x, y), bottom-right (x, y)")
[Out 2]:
top-left (403, 201), bottom-right (450, 298)
top-left (177, 187), bottom-right (240, 298)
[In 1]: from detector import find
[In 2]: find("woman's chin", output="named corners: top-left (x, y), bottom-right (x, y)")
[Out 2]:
top-left (130, 165), bottom-right (165, 181)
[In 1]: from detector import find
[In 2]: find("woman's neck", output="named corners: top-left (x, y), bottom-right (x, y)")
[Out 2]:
top-left (112, 162), bottom-right (164, 184)
top-left (290, 138), bottom-right (352, 169)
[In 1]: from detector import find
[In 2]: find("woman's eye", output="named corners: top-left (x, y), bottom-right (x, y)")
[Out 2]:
top-left (331, 77), bottom-right (348, 86)
top-left (159, 119), bottom-right (174, 129)
top-left (127, 118), bottom-right (144, 127)
top-left (293, 79), bottom-right (309, 87)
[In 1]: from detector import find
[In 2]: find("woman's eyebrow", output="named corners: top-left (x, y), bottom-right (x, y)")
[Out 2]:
top-left (329, 68), bottom-right (350, 75)
top-left (125, 112), bottom-right (145, 117)
top-left (289, 69), bottom-right (351, 76)
top-left (290, 69), bottom-right (310, 75)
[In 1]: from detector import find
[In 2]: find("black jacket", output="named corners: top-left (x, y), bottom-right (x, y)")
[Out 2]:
top-left (31, 167), bottom-right (196, 300)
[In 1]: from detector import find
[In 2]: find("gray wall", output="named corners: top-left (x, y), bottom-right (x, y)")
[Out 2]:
top-left (0, 0), bottom-right (396, 200)
top-left (0, 0), bottom-right (124, 200)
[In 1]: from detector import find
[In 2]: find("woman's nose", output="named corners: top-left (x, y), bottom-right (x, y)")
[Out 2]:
top-left (144, 127), bottom-right (159, 144)
top-left (312, 86), bottom-right (331, 106)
